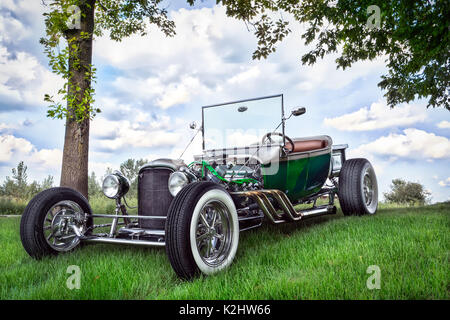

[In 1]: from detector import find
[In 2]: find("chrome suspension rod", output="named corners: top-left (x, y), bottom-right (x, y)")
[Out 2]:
top-left (83, 237), bottom-right (165, 247)
top-left (90, 214), bottom-right (166, 220)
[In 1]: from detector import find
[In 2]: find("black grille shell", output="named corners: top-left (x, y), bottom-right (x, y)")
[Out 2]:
top-left (138, 167), bottom-right (174, 230)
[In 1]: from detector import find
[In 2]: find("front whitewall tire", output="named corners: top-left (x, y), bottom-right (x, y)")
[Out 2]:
top-left (189, 189), bottom-right (239, 275)
top-left (165, 182), bottom-right (240, 280)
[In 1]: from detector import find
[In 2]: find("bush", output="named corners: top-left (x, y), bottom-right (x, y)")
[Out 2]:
top-left (88, 195), bottom-right (117, 214)
top-left (384, 179), bottom-right (431, 206)
top-left (0, 197), bottom-right (27, 215)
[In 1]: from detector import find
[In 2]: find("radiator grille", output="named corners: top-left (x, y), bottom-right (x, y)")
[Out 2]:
top-left (138, 168), bottom-right (173, 230)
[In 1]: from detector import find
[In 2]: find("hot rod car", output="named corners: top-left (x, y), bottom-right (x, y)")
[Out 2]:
top-left (20, 94), bottom-right (378, 279)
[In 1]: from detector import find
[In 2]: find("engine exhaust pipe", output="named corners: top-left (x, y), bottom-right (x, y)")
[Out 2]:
top-left (301, 205), bottom-right (336, 219)
top-left (232, 189), bottom-right (336, 224)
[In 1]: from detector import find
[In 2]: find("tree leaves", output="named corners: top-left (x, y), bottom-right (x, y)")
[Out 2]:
top-left (218, 0), bottom-right (450, 110)
top-left (42, 0), bottom-right (177, 123)
top-left (42, 0), bottom-right (450, 113)
top-left (94, 0), bottom-right (176, 41)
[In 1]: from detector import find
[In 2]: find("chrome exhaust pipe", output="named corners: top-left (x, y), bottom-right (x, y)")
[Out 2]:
top-left (232, 190), bottom-right (336, 224)
top-left (301, 205), bottom-right (336, 219)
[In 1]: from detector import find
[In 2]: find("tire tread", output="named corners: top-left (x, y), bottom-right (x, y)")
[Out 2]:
top-left (338, 158), bottom-right (370, 216)
top-left (20, 187), bottom-right (92, 259)
top-left (165, 182), bottom-right (227, 280)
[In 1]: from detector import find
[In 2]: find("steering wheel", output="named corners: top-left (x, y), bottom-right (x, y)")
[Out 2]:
top-left (261, 132), bottom-right (294, 151)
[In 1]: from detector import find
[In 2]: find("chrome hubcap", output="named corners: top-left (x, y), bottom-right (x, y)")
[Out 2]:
top-left (363, 172), bottom-right (374, 206)
top-left (195, 200), bottom-right (232, 267)
top-left (43, 201), bottom-right (86, 251)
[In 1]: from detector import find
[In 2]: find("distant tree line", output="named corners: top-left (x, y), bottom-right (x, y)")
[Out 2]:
top-left (88, 158), bottom-right (146, 199)
top-left (1, 161), bottom-right (432, 206)
top-left (1, 159), bottom-right (147, 200)
top-left (0, 162), bottom-right (54, 199)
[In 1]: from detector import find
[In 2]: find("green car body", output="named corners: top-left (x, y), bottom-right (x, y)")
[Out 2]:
top-left (263, 151), bottom-right (331, 201)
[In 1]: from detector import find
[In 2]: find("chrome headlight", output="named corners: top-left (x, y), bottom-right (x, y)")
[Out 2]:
top-left (102, 171), bottom-right (130, 199)
top-left (168, 171), bottom-right (189, 197)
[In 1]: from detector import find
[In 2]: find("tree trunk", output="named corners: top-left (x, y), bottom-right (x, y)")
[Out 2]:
top-left (60, 0), bottom-right (96, 199)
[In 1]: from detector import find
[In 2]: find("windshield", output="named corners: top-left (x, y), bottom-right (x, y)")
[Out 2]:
top-left (202, 95), bottom-right (284, 150)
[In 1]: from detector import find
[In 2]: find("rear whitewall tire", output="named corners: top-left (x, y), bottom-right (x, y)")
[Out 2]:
top-left (360, 162), bottom-right (378, 214)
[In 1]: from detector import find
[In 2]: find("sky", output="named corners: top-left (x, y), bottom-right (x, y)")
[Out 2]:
top-left (0, 1), bottom-right (449, 202)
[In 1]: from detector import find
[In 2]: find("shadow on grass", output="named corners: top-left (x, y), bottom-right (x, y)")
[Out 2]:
top-left (78, 242), bottom-right (166, 256)
top-left (238, 210), bottom-right (347, 250)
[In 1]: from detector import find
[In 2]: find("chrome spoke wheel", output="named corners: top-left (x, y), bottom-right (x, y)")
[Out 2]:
top-left (195, 200), bottom-right (233, 268)
top-left (363, 173), bottom-right (374, 206)
top-left (360, 163), bottom-right (378, 215)
top-left (43, 200), bottom-right (86, 252)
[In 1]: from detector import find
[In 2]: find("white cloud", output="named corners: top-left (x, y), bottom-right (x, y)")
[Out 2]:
top-left (293, 53), bottom-right (386, 92)
top-left (324, 100), bottom-right (427, 131)
top-left (437, 121), bottom-right (450, 129)
top-left (95, 6), bottom-right (251, 71)
top-left (0, 122), bottom-right (17, 132)
top-left (0, 3), bottom-right (389, 115)
top-left (228, 66), bottom-right (260, 84)
top-left (0, 44), bottom-right (63, 108)
top-left (155, 76), bottom-right (207, 109)
top-left (90, 116), bottom-right (182, 151)
top-left (95, 6), bottom-right (388, 109)
top-left (112, 74), bottom-right (214, 109)
top-left (438, 177), bottom-right (450, 187)
top-left (34, 148), bottom-right (62, 169)
top-left (165, 131), bottom-right (204, 163)
top-left (88, 161), bottom-right (116, 179)
top-left (0, 0), bottom-right (44, 43)
top-left (352, 129), bottom-right (450, 160)
top-left (0, 12), bottom-right (30, 43)
top-left (0, 134), bottom-right (33, 163)
top-left (0, 134), bottom-right (62, 169)
top-left (0, 2), bottom-right (59, 111)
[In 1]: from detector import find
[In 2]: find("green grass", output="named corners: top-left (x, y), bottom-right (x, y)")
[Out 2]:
top-left (0, 203), bottom-right (448, 299)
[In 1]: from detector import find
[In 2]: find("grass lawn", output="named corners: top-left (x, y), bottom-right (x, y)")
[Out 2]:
top-left (0, 203), bottom-right (448, 300)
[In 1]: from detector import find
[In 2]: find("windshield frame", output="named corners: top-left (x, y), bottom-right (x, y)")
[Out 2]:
top-left (201, 94), bottom-right (285, 151)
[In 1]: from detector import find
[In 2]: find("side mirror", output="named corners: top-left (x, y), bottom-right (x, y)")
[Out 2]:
top-left (291, 107), bottom-right (306, 117)
top-left (189, 121), bottom-right (197, 130)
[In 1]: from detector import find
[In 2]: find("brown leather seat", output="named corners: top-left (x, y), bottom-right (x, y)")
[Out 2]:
top-left (286, 139), bottom-right (328, 153)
